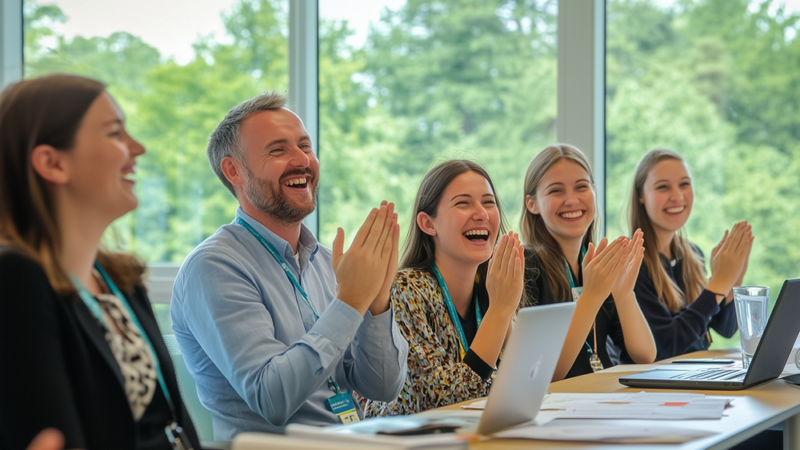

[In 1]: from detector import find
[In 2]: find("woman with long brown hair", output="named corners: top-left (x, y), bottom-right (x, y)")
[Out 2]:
top-left (629, 149), bottom-right (751, 361)
top-left (521, 144), bottom-right (655, 380)
top-left (0, 74), bottom-right (200, 450)
top-left (365, 160), bottom-right (523, 416)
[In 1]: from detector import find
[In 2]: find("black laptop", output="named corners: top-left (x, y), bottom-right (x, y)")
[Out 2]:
top-left (620, 278), bottom-right (800, 390)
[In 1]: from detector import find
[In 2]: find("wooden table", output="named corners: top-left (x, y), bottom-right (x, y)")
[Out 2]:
top-left (440, 349), bottom-right (800, 450)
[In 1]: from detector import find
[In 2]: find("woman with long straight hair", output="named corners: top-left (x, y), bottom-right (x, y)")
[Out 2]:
top-left (521, 144), bottom-right (655, 380)
top-left (0, 74), bottom-right (200, 450)
top-left (629, 149), bottom-right (751, 361)
top-left (366, 160), bottom-right (523, 416)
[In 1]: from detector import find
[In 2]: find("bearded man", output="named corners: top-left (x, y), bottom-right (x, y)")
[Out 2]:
top-left (171, 92), bottom-right (407, 439)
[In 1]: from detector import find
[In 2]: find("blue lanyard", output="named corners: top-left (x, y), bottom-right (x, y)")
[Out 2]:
top-left (72, 263), bottom-right (174, 412)
top-left (236, 217), bottom-right (318, 319)
top-left (432, 264), bottom-right (482, 359)
top-left (237, 217), bottom-right (346, 392)
top-left (565, 247), bottom-right (587, 290)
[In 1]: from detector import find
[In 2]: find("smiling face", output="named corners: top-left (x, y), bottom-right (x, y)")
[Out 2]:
top-left (526, 158), bottom-right (595, 247)
top-left (61, 92), bottom-right (145, 220)
top-left (238, 108), bottom-right (319, 224)
top-left (420, 171), bottom-right (500, 267)
top-left (640, 158), bottom-right (694, 239)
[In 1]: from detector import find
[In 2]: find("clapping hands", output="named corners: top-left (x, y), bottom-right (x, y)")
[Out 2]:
top-left (580, 236), bottom-right (626, 306)
top-left (332, 201), bottom-right (399, 315)
top-left (707, 221), bottom-right (753, 299)
top-left (581, 231), bottom-right (645, 306)
top-left (486, 231), bottom-right (524, 316)
top-left (611, 229), bottom-right (645, 300)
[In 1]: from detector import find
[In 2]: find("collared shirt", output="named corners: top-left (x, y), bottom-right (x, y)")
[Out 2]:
top-left (171, 207), bottom-right (407, 439)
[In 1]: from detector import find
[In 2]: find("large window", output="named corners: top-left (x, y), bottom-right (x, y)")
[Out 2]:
top-left (605, 0), bottom-right (800, 347)
top-left (21, 0), bottom-right (799, 352)
top-left (24, 0), bottom-right (289, 265)
top-left (22, 0), bottom-right (559, 266)
top-left (318, 0), bottom-right (559, 247)
top-left (23, 0), bottom-right (289, 330)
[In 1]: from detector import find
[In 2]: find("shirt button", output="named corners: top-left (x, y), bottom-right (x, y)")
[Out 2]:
top-left (369, 323), bottom-right (375, 328)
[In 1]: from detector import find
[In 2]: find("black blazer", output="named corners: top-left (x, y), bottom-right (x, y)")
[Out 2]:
top-left (0, 249), bottom-right (201, 450)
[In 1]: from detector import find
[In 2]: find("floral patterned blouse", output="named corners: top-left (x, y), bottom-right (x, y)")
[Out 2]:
top-left (364, 268), bottom-right (495, 416)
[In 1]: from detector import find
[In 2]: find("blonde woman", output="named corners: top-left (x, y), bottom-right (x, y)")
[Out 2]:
top-left (521, 144), bottom-right (655, 380)
top-left (629, 149), bottom-right (752, 361)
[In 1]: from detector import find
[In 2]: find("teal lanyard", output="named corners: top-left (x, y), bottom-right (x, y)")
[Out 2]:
top-left (237, 217), bottom-right (347, 391)
top-left (564, 247), bottom-right (587, 290)
top-left (564, 246), bottom-right (599, 360)
top-left (236, 217), bottom-right (318, 318)
top-left (432, 264), bottom-right (482, 357)
top-left (72, 263), bottom-right (174, 412)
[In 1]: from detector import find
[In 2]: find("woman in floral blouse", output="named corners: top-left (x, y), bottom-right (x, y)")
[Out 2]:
top-left (365, 160), bottom-right (524, 416)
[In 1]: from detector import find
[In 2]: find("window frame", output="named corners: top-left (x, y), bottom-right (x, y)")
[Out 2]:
top-left (0, 0), bottom-right (606, 300)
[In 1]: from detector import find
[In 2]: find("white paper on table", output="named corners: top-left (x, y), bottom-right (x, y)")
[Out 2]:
top-left (425, 406), bottom-right (560, 427)
top-left (463, 392), bottom-right (729, 411)
top-left (493, 423), bottom-right (715, 444)
top-left (461, 399), bottom-right (487, 410)
top-left (555, 398), bottom-right (730, 420)
top-left (543, 392), bottom-right (708, 406)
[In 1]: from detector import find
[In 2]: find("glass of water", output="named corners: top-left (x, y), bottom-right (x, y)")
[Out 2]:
top-left (733, 286), bottom-right (770, 369)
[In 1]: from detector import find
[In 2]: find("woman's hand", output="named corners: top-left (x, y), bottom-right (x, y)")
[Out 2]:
top-left (580, 236), bottom-right (628, 307)
top-left (486, 231), bottom-right (524, 317)
top-left (707, 221), bottom-right (753, 299)
top-left (611, 229), bottom-right (645, 300)
top-left (469, 232), bottom-right (524, 367)
top-left (553, 236), bottom-right (627, 381)
top-left (26, 429), bottom-right (64, 450)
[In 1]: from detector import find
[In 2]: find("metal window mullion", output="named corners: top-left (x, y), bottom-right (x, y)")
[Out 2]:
top-left (0, 0), bottom-right (23, 87)
top-left (557, 0), bottom-right (606, 236)
top-left (289, 0), bottom-right (319, 238)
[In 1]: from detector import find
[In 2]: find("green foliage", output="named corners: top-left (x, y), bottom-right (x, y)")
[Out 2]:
top-left (605, 0), bottom-right (800, 349)
top-left (321, 0), bottom-right (558, 247)
top-left (23, 0), bottom-right (287, 263)
top-left (22, 0), bottom-right (800, 350)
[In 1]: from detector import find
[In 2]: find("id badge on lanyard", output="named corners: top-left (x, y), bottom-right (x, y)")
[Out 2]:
top-left (326, 378), bottom-right (360, 424)
top-left (566, 249), bottom-right (602, 373)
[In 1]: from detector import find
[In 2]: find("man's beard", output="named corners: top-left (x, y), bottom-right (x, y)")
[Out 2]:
top-left (244, 168), bottom-right (318, 224)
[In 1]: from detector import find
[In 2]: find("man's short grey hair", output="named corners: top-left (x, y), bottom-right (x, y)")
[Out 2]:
top-left (207, 91), bottom-right (288, 197)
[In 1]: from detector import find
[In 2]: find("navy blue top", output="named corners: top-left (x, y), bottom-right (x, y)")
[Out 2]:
top-left (628, 246), bottom-right (738, 362)
top-left (523, 249), bottom-right (624, 378)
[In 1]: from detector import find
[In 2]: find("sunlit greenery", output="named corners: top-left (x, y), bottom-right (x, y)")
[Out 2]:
top-left (604, 0), bottom-right (800, 347)
top-left (24, 0), bottom-right (800, 350)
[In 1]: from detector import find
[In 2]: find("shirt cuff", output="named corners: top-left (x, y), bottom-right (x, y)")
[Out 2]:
top-left (356, 304), bottom-right (394, 336)
top-left (463, 349), bottom-right (495, 380)
top-left (311, 298), bottom-right (364, 351)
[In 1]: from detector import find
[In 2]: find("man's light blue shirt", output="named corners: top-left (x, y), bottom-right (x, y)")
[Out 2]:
top-left (171, 208), bottom-right (407, 439)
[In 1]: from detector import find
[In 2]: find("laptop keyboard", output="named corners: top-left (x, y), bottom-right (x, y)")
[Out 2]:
top-left (671, 369), bottom-right (747, 381)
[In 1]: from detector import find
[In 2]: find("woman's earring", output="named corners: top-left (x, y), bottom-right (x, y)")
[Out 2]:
top-left (431, 230), bottom-right (436, 235)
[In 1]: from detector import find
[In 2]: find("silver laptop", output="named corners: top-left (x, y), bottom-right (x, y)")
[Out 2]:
top-left (285, 302), bottom-right (576, 440)
top-left (477, 302), bottom-right (575, 434)
top-left (620, 278), bottom-right (800, 390)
